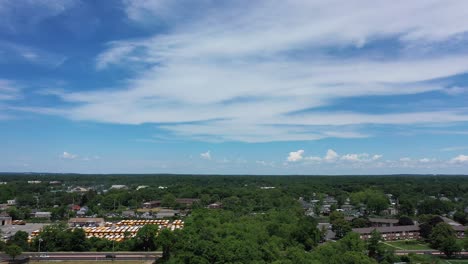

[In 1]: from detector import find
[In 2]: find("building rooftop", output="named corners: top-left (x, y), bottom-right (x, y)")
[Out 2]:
top-left (352, 225), bottom-right (420, 234)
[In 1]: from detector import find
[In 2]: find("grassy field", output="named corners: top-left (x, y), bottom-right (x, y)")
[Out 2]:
top-left (443, 260), bottom-right (468, 264)
top-left (381, 240), bottom-right (433, 250)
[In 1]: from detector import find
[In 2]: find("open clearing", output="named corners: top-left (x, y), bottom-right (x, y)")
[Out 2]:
top-left (381, 240), bottom-right (433, 250)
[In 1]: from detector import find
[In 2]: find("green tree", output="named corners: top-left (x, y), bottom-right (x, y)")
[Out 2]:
top-left (397, 216), bottom-right (414, 226)
top-left (351, 217), bottom-right (370, 228)
top-left (157, 229), bottom-right (177, 260)
top-left (10, 231), bottom-right (29, 251)
top-left (4, 244), bottom-right (23, 260)
top-left (134, 224), bottom-right (158, 251)
top-left (330, 211), bottom-right (352, 239)
top-left (429, 222), bottom-right (461, 257)
top-left (439, 236), bottom-right (462, 258)
top-left (367, 229), bottom-right (382, 259)
top-left (161, 194), bottom-right (177, 208)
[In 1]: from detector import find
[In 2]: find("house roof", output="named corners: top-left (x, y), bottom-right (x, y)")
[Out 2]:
top-left (352, 225), bottom-right (420, 234)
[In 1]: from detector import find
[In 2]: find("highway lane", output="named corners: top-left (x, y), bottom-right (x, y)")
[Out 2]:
top-left (394, 249), bottom-right (468, 256)
top-left (0, 251), bottom-right (162, 261)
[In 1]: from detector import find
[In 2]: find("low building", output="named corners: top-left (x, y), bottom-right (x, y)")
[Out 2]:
top-left (110, 185), bottom-right (128, 190)
top-left (353, 225), bottom-right (420, 241)
top-left (68, 217), bottom-right (105, 227)
top-left (27, 180), bottom-right (42, 184)
top-left (155, 209), bottom-right (180, 219)
top-left (453, 225), bottom-right (467, 239)
top-left (122, 210), bottom-right (136, 218)
top-left (7, 199), bottom-right (16, 206)
top-left (345, 217), bottom-right (399, 227)
top-left (69, 186), bottom-right (89, 193)
top-left (369, 218), bottom-right (399, 227)
top-left (143, 200), bottom-right (162, 209)
top-left (49, 181), bottom-right (62, 185)
top-left (0, 216), bottom-right (12, 226)
top-left (32, 212), bottom-right (51, 219)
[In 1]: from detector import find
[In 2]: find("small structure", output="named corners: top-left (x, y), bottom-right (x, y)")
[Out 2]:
top-left (69, 186), bottom-right (89, 193)
top-left (32, 212), bottom-right (51, 219)
top-left (76, 206), bottom-right (89, 217)
top-left (7, 199), bottom-right (16, 206)
top-left (155, 209), bottom-right (180, 219)
top-left (110, 185), bottom-right (128, 190)
top-left (207, 202), bottom-right (223, 209)
top-left (27, 180), bottom-right (42, 184)
top-left (122, 210), bottom-right (136, 218)
top-left (69, 217), bottom-right (105, 227)
top-left (143, 200), bottom-right (162, 209)
top-left (0, 216), bottom-right (12, 226)
top-left (453, 225), bottom-right (467, 238)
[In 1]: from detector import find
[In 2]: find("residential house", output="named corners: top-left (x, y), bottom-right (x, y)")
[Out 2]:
top-left (76, 206), bottom-right (89, 217)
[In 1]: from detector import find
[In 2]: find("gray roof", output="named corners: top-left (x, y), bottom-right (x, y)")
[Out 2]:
top-left (352, 225), bottom-right (420, 234)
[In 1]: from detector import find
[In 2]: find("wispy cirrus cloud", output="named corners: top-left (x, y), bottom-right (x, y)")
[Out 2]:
top-left (15, 1), bottom-right (468, 143)
top-left (0, 0), bottom-right (78, 33)
top-left (0, 79), bottom-right (21, 101)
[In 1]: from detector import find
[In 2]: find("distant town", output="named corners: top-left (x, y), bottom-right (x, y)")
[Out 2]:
top-left (0, 174), bottom-right (467, 263)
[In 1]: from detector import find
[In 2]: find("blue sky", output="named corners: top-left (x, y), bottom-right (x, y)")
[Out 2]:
top-left (1, 0), bottom-right (468, 174)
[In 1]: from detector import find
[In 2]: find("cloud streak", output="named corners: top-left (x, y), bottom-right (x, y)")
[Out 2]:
top-left (14, 0), bottom-right (468, 142)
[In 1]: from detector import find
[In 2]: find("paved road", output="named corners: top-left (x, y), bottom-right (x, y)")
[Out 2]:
top-left (394, 249), bottom-right (468, 256)
top-left (0, 251), bottom-right (162, 262)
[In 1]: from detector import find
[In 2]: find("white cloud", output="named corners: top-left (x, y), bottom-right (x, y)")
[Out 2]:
top-left (61, 151), bottom-right (77, 159)
top-left (419, 158), bottom-right (432, 163)
top-left (372, 155), bottom-right (383, 160)
top-left (15, 1), bottom-right (468, 142)
top-left (441, 146), bottom-right (468, 152)
top-left (200, 151), bottom-right (211, 160)
top-left (451, 154), bottom-right (468, 163)
top-left (443, 86), bottom-right (468, 95)
top-left (305, 156), bottom-right (322, 162)
top-left (287, 150), bottom-right (305, 162)
top-left (0, 0), bottom-right (78, 32)
top-left (0, 79), bottom-right (20, 100)
top-left (324, 149), bottom-right (339, 162)
top-left (400, 157), bottom-right (412, 162)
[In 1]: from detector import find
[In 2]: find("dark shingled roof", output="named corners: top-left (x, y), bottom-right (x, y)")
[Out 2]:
top-left (352, 225), bottom-right (420, 234)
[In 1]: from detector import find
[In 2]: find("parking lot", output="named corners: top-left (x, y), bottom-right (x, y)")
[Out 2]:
top-left (0, 223), bottom-right (48, 239)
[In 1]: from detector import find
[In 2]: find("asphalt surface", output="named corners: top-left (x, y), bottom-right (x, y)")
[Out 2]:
top-left (0, 251), bottom-right (162, 262)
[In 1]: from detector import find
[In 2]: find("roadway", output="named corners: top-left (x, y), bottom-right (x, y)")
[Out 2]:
top-left (0, 251), bottom-right (162, 262)
top-left (394, 249), bottom-right (468, 256)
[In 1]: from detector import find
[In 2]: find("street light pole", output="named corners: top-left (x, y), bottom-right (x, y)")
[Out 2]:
top-left (38, 238), bottom-right (43, 253)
